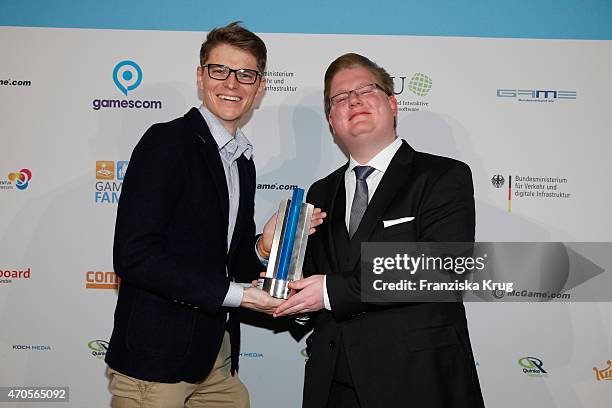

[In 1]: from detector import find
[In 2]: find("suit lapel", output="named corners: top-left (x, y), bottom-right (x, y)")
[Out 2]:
top-left (185, 108), bottom-right (230, 232)
top-left (347, 141), bottom-right (415, 269)
top-left (325, 165), bottom-right (348, 276)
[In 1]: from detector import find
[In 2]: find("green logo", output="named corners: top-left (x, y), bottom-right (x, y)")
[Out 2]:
top-left (408, 73), bottom-right (432, 97)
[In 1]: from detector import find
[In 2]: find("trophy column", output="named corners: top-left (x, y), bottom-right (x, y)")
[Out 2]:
top-left (261, 188), bottom-right (314, 299)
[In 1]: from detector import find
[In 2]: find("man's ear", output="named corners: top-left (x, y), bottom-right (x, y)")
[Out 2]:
top-left (389, 94), bottom-right (398, 115)
top-left (328, 114), bottom-right (335, 134)
top-left (256, 76), bottom-right (267, 96)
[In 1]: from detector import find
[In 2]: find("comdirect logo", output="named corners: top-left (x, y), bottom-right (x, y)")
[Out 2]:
top-left (593, 360), bottom-right (611, 381)
top-left (92, 60), bottom-right (162, 111)
top-left (0, 267), bottom-right (31, 285)
top-left (88, 340), bottom-right (109, 359)
top-left (518, 356), bottom-right (548, 377)
top-left (496, 88), bottom-right (577, 103)
top-left (392, 73), bottom-right (432, 112)
top-left (95, 160), bottom-right (128, 204)
top-left (1, 169), bottom-right (32, 191)
top-left (85, 271), bottom-right (120, 290)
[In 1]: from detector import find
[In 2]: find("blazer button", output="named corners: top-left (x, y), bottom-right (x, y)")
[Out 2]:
top-left (329, 340), bottom-right (335, 349)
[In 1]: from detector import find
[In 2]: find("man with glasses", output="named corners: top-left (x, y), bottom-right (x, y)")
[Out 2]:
top-left (105, 22), bottom-right (324, 408)
top-left (275, 53), bottom-right (484, 408)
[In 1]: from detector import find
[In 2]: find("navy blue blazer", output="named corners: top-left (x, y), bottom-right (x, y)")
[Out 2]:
top-left (106, 108), bottom-right (263, 382)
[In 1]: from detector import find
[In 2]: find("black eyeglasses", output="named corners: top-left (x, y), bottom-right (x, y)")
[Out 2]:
top-left (202, 64), bottom-right (261, 85)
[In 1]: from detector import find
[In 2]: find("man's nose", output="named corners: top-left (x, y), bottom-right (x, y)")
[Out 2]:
top-left (348, 91), bottom-right (362, 106)
top-left (224, 72), bottom-right (239, 88)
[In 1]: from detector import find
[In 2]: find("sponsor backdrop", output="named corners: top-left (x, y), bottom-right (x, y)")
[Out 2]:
top-left (1, 2), bottom-right (612, 407)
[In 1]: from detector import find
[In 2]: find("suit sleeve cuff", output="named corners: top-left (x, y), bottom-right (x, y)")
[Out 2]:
top-left (323, 275), bottom-right (331, 310)
top-left (255, 235), bottom-right (269, 267)
top-left (222, 282), bottom-right (244, 308)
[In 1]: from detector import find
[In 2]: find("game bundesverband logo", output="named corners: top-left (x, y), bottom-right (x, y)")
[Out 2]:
top-left (497, 88), bottom-right (577, 103)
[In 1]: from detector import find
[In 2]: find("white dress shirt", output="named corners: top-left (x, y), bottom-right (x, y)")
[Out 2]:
top-left (198, 105), bottom-right (253, 308)
top-left (323, 137), bottom-right (403, 310)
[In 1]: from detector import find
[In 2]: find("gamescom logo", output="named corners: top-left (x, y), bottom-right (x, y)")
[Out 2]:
top-left (95, 160), bottom-right (128, 204)
top-left (88, 340), bottom-right (109, 359)
top-left (0, 267), bottom-right (31, 285)
top-left (91, 60), bottom-right (162, 111)
top-left (85, 271), bottom-right (120, 290)
top-left (0, 169), bottom-right (32, 191)
top-left (518, 356), bottom-right (548, 377)
top-left (113, 60), bottom-right (142, 96)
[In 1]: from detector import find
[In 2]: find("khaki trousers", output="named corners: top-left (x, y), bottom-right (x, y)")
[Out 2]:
top-left (108, 332), bottom-right (249, 408)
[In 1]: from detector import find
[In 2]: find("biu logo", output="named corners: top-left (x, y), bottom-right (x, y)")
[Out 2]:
top-left (113, 60), bottom-right (142, 96)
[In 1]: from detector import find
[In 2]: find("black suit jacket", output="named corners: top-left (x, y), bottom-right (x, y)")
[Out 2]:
top-left (105, 108), bottom-right (263, 383)
top-left (302, 141), bottom-right (484, 408)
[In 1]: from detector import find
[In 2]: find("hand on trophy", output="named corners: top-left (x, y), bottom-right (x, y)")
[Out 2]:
top-left (240, 286), bottom-right (284, 314)
top-left (272, 275), bottom-right (325, 317)
top-left (259, 207), bottom-right (327, 257)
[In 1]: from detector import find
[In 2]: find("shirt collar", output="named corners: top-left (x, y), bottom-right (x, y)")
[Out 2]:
top-left (348, 137), bottom-right (402, 174)
top-left (198, 104), bottom-right (253, 160)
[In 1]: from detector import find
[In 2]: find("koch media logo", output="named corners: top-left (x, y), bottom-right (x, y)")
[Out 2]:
top-left (0, 168), bottom-right (32, 191)
top-left (497, 88), bottom-right (576, 103)
top-left (392, 73), bottom-right (432, 112)
top-left (85, 271), bottom-right (120, 290)
top-left (92, 60), bottom-right (162, 111)
top-left (88, 340), bottom-right (109, 359)
top-left (95, 160), bottom-right (127, 204)
top-left (518, 356), bottom-right (548, 377)
top-left (239, 352), bottom-right (264, 358)
top-left (593, 360), bottom-right (611, 381)
top-left (12, 344), bottom-right (51, 351)
top-left (0, 267), bottom-right (31, 285)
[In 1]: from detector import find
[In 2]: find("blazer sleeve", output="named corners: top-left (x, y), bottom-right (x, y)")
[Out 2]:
top-left (327, 161), bottom-right (476, 321)
top-left (113, 123), bottom-right (230, 315)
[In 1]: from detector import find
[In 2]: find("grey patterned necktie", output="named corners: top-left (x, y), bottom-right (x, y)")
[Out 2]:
top-left (349, 165), bottom-right (375, 237)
